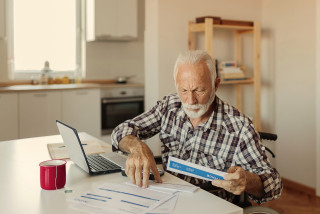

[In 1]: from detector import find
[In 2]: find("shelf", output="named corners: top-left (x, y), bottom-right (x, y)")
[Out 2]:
top-left (189, 23), bottom-right (254, 33)
top-left (220, 78), bottom-right (254, 85)
top-left (188, 17), bottom-right (261, 130)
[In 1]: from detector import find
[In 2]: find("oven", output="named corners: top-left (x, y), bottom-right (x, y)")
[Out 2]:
top-left (101, 87), bottom-right (144, 135)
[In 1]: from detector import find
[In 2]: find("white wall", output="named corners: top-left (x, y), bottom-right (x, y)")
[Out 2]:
top-left (0, 40), bottom-right (7, 82)
top-left (144, 0), bottom-right (159, 110)
top-left (0, 0), bottom-right (8, 82)
top-left (316, 0), bottom-right (320, 196)
top-left (262, 0), bottom-right (317, 188)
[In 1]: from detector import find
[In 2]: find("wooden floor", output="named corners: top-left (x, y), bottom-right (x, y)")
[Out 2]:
top-left (252, 183), bottom-right (320, 214)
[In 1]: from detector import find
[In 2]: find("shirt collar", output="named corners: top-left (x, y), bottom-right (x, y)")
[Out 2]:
top-left (202, 96), bottom-right (223, 131)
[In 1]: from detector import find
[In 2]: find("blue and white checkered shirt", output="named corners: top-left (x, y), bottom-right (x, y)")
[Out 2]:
top-left (111, 94), bottom-right (282, 204)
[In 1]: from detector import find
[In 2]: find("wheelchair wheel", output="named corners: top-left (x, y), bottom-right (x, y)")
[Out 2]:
top-left (243, 206), bottom-right (279, 214)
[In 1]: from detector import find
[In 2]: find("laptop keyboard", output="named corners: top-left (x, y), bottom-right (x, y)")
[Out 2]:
top-left (87, 154), bottom-right (121, 172)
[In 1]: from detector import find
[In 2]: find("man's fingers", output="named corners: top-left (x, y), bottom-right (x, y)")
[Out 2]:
top-left (212, 180), bottom-right (236, 193)
top-left (125, 160), bottom-right (131, 176)
top-left (127, 165), bottom-right (136, 184)
top-left (212, 180), bottom-right (235, 189)
top-left (227, 166), bottom-right (239, 173)
top-left (225, 166), bottom-right (245, 180)
top-left (211, 179), bottom-right (226, 188)
top-left (151, 164), bottom-right (162, 183)
top-left (142, 165), bottom-right (151, 188)
top-left (224, 172), bottom-right (241, 180)
top-left (135, 164), bottom-right (143, 187)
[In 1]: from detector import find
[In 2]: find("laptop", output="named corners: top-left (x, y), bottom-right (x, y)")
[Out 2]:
top-left (56, 120), bottom-right (127, 175)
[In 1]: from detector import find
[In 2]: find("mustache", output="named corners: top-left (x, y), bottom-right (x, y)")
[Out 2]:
top-left (182, 103), bottom-right (205, 109)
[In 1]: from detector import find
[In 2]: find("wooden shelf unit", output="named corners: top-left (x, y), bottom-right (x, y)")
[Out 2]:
top-left (220, 78), bottom-right (254, 85)
top-left (188, 18), bottom-right (261, 130)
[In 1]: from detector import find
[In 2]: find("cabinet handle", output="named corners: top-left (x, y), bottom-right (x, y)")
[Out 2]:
top-left (75, 91), bottom-right (88, 95)
top-left (34, 94), bottom-right (47, 97)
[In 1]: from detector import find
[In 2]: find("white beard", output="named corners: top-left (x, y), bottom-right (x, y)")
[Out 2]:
top-left (182, 93), bottom-right (215, 119)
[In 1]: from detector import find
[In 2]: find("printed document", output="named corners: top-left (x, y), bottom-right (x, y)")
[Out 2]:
top-left (70, 183), bottom-right (175, 214)
top-left (147, 193), bottom-right (179, 214)
top-left (167, 156), bottom-right (226, 181)
top-left (126, 181), bottom-right (198, 193)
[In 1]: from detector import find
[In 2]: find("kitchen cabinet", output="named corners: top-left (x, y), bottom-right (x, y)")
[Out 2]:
top-left (0, 93), bottom-right (18, 141)
top-left (19, 91), bottom-right (62, 138)
top-left (86, 0), bottom-right (137, 41)
top-left (62, 89), bottom-right (100, 138)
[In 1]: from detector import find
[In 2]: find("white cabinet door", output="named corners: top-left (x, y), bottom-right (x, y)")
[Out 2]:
top-left (117, 0), bottom-right (137, 38)
top-left (0, 93), bottom-right (18, 141)
top-left (19, 91), bottom-right (62, 138)
top-left (94, 0), bottom-right (117, 38)
top-left (62, 89), bottom-right (100, 138)
top-left (87, 0), bottom-right (137, 41)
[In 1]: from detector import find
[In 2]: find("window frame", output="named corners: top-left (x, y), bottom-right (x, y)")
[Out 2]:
top-left (6, 0), bottom-right (86, 80)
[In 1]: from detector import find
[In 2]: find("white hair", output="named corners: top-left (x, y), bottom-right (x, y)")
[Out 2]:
top-left (173, 50), bottom-right (216, 87)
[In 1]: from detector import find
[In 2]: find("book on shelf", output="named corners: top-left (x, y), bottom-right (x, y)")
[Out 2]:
top-left (218, 60), bottom-right (246, 80)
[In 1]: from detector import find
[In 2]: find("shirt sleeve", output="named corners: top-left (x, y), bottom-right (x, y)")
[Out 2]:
top-left (235, 123), bottom-right (283, 204)
top-left (111, 95), bottom-right (169, 153)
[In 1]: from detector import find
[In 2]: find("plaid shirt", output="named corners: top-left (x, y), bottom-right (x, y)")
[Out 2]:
top-left (111, 94), bottom-right (282, 204)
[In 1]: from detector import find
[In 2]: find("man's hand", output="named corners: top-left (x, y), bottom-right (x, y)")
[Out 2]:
top-left (211, 166), bottom-right (264, 198)
top-left (119, 135), bottom-right (162, 188)
top-left (211, 166), bottom-right (246, 195)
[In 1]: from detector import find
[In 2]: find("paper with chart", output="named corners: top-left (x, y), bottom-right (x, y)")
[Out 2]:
top-left (126, 181), bottom-right (198, 193)
top-left (167, 156), bottom-right (227, 181)
top-left (70, 183), bottom-right (175, 214)
top-left (146, 193), bottom-right (179, 214)
top-left (70, 193), bottom-right (179, 214)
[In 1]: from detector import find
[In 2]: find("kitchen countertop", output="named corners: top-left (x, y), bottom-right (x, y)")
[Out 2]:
top-left (0, 83), bottom-right (144, 93)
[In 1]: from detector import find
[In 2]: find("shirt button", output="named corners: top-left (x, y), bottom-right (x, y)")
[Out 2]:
top-left (183, 151), bottom-right (190, 159)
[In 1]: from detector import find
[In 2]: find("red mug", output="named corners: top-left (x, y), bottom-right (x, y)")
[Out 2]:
top-left (39, 159), bottom-right (67, 190)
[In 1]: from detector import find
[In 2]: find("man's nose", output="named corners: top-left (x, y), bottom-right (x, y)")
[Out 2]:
top-left (186, 92), bottom-right (197, 105)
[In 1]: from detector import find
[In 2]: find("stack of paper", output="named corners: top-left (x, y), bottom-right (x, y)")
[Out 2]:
top-left (47, 141), bottom-right (104, 159)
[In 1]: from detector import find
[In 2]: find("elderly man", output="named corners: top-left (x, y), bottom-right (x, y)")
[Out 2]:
top-left (111, 50), bottom-right (282, 204)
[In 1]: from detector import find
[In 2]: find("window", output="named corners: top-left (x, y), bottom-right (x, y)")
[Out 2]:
top-left (7, 0), bottom-right (85, 79)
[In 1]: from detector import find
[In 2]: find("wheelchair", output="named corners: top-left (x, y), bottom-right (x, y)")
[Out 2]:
top-left (237, 132), bottom-right (279, 214)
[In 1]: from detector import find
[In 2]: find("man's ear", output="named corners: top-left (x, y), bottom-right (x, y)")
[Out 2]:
top-left (215, 77), bottom-right (221, 92)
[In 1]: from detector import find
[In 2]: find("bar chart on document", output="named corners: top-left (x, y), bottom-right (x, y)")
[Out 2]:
top-left (70, 183), bottom-right (175, 214)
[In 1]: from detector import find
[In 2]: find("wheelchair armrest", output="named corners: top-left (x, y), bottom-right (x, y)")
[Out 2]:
top-left (258, 132), bottom-right (277, 141)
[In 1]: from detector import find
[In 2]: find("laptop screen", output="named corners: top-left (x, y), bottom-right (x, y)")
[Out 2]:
top-left (56, 120), bottom-right (90, 173)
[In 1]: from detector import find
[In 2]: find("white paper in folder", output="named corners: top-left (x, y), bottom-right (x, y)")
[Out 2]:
top-left (167, 156), bottom-right (227, 181)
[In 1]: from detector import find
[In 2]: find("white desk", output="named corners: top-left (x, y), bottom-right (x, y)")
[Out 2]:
top-left (0, 133), bottom-right (242, 214)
